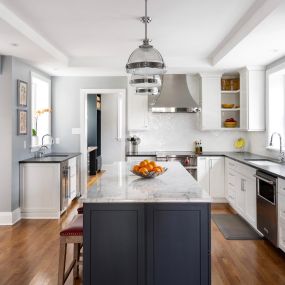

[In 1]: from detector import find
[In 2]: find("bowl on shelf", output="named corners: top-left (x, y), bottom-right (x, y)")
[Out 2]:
top-left (222, 104), bottom-right (234, 109)
top-left (224, 121), bottom-right (238, 128)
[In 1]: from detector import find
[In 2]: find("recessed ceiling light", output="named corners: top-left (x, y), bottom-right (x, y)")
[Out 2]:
top-left (10, 43), bottom-right (19, 47)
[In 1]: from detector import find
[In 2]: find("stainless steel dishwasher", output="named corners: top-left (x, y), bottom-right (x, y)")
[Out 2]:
top-left (255, 170), bottom-right (278, 246)
top-left (60, 160), bottom-right (70, 213)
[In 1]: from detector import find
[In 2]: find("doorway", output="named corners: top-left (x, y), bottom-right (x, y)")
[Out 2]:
top-left (80, 89), bottom-right (126, 194)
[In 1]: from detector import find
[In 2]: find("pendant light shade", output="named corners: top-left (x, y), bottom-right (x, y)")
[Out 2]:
top-left (136, 87), bottom-right (159, 96)
top-left (130, 74), bottom-right (162, 88)
top-left (126, 43), bottom-right (166, 75)
top-left (126, 0), bottom-right (166, 75)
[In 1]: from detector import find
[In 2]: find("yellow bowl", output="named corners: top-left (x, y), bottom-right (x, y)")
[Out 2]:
top-left (222, 104), bottom-right (234, 109)
top-left (224, 121), bottom-right (237, 128)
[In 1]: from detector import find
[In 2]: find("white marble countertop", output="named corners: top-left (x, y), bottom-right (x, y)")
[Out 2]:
top-left (82, 161), bottom-right (211, 203)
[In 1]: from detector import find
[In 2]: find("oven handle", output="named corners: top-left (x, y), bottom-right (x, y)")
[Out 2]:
top-left (253, 174), bottom-right (275, 185)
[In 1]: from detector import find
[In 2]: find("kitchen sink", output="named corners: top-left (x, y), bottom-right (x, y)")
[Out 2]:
top-left (44, 154), bottom-right (69, 158)
top-left (245, 159), bottom-right (281, 166)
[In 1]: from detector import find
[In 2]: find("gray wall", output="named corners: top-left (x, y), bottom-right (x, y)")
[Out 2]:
top-left (51, 76), bottom-right (127, 152)
top-left (0, 57), bottom-right (13, 211)
top-left (0, 56), bottom-right (50, 212)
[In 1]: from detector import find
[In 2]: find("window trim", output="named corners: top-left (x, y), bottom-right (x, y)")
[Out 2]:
top-left (266, 60), bottom-right (285, 152)
top-left (30, 72), bottom-right (52, 150)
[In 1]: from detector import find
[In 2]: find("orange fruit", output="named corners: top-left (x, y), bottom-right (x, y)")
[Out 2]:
top-left (157, 166), bottom-right (164, 172)
top-left (145, 164), bottom-right (154, 172)
top-left (144, 159), bottom-right (150, 164)
top-left (139, 161), bottom-right (148, 167)
top-left (133, 165), bottom-right (140, 172)
top-left (139, 167), bottom-right (148, 175)
top-left (149, 161), bottom-right (157, 167)
top-left (153, 167), bottom-right (162, 173)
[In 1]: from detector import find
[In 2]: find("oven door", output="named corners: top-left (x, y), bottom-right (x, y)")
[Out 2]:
top-left (255, 171), bottom-right (277, 246)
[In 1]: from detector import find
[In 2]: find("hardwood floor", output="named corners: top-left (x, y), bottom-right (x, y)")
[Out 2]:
top-left (1, 197), bottom-right (285, 284)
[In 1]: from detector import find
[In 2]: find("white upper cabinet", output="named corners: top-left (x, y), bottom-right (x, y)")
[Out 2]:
top-left (198, 68), bottom-right (265, 131)
top-left (199, 73), bottom-right (222, 130)
top-left (240, 67), bottom-right (265, 131)
top-left (127, 84), bottom-right (149, 131)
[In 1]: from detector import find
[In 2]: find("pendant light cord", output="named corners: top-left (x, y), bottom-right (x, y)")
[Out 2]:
top-left (145, 0), bottom-right (148, 42)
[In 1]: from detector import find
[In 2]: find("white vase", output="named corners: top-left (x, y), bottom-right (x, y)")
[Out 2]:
top-left (32, 136), bottom-right (39, 146)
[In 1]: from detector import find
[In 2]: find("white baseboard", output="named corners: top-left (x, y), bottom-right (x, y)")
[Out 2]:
top-left (21, 210), bottom-right (60, 219)
top-left (0, 208), bottom-right (21, 225)
top-left (211, 198), bottom-right (228, 203)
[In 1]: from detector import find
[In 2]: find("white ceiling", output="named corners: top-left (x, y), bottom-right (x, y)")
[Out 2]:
top-left (0, 0), bottom-right (284, 76)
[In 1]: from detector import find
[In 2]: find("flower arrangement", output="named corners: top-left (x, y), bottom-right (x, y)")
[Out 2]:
top-left (32, 108), bottom-right (52, 136)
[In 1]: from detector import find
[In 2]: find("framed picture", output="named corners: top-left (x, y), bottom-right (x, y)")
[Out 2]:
top-left (17, 110), bottom-right (27, 135)
top-left (17, 80), bottom-right (28, 107)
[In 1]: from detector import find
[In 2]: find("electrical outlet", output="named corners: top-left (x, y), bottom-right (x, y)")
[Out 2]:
top-left (23, 140), bottom-right (26, 149)
top-left (55, 138), bottom-right (60, 144)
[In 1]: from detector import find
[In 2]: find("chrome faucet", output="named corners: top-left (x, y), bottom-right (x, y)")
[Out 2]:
top-left (42, 134), bottom-right (54, 146)
top-left (35, 145), bottom-right (48, 158)
top-left (269, 132), bottom-right (285, 162)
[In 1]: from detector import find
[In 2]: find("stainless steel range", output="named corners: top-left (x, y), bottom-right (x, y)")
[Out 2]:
top-left (156, 151), bottom-right (197, 180)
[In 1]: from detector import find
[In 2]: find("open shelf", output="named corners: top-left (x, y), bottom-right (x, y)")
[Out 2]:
top-left (221, 73), bottom-right (240, 130)
top-left (221, 108), bottom-right (240, 111)
top-left (221, 90), bottom-right (240, 94)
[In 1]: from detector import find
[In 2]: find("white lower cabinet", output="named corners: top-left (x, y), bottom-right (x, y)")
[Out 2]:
top-left (20, 157), bottom-right (80, 219)
top-left (197, 156), bottom-right (225, 201)
top-left (278, 178), bottom-right (285, 253)
top-left (225, 158), bottom-right (257, 229)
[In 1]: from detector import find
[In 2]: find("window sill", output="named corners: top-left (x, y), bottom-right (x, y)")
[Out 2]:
top-left (265, 146), bottom-right (284, 152)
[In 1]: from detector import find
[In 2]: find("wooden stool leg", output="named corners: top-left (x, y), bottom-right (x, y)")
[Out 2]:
top-left (73, 243), bottom-right (80, 278)
top-left (58, 237), bottom-right (67, 285)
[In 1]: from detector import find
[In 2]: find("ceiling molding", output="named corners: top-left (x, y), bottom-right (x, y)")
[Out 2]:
top-left (209, 0), bottom-right (282, 66)
top-left (0, 3), bottom-right (69, 65)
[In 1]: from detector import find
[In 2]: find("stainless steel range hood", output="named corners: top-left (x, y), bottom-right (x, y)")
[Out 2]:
top-left (151, 74), bottom-right (201, 113)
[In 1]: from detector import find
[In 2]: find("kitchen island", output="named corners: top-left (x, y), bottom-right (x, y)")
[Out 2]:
top-left (82, 161), bottom-right (211, 285)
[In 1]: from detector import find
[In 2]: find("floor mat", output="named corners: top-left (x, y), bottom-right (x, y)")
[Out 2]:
top-left (212, 214), bottom-right (263, 240)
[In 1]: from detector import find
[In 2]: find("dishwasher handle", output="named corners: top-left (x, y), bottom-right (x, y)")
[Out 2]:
top-left (254, 174), bottom-right (275, 185)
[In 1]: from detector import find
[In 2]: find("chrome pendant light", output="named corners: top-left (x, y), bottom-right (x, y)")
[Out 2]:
top-left (126, 0), bottom-right (166, 75)
top-left (130, 74), bottom-right (162, 88)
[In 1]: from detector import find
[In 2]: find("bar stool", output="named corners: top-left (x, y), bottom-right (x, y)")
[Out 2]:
top-left (58, 214), bottom-right (83, 285)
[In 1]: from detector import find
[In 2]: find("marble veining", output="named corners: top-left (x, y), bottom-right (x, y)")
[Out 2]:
top-left (82, 161), bottom-right (211, 203)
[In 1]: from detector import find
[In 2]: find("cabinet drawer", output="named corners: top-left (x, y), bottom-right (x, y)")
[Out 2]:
top-left (278, 178), bottom-right (285, 195)
top-left (228, 170), bottom-right (236, 186)
top-left (226, 158), bottom-right (237, 170)
top-left (227, 184), bottom-right (236, 206)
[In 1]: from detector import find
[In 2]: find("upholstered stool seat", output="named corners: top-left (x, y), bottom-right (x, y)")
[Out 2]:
top-left (77, 206), bottom-right (83, 214)
top-left (60, 215), bottom-right (83, 236)
top-left (58, 214), bottom-right (83, 285)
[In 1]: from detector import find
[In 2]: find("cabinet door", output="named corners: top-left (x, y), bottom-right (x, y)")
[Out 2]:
top-left (235, 175), bottom-right (246, 215)
top-left (199, 74), bottom-right (221, 130)
top-left (197, 157), bottom-right (210, 194)
top-left (209, 157), bottom-right (225, 198)
top-left (244, 177), bottom-right (257, 227)
top-left (240, 68), bottom-right (265, 131)
top-left (84, 203), bottom-right (145, 285)
top-left (127, 85), bottom-right (149, 131)
top-left (146, 203), bottom-right (211, 285)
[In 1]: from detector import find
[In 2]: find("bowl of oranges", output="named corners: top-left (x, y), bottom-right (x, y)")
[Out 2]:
top-left (131, 160), bottom-right (167, 178)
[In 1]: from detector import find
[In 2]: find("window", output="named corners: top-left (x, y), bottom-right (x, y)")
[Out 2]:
top-left (31, 73), bottom-right (51, 147)
top-left (267, 70), bottom-right (285, 149)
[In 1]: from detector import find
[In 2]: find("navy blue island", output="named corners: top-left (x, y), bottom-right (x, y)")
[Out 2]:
top-left (83, 161), bottom-right (211, 285)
